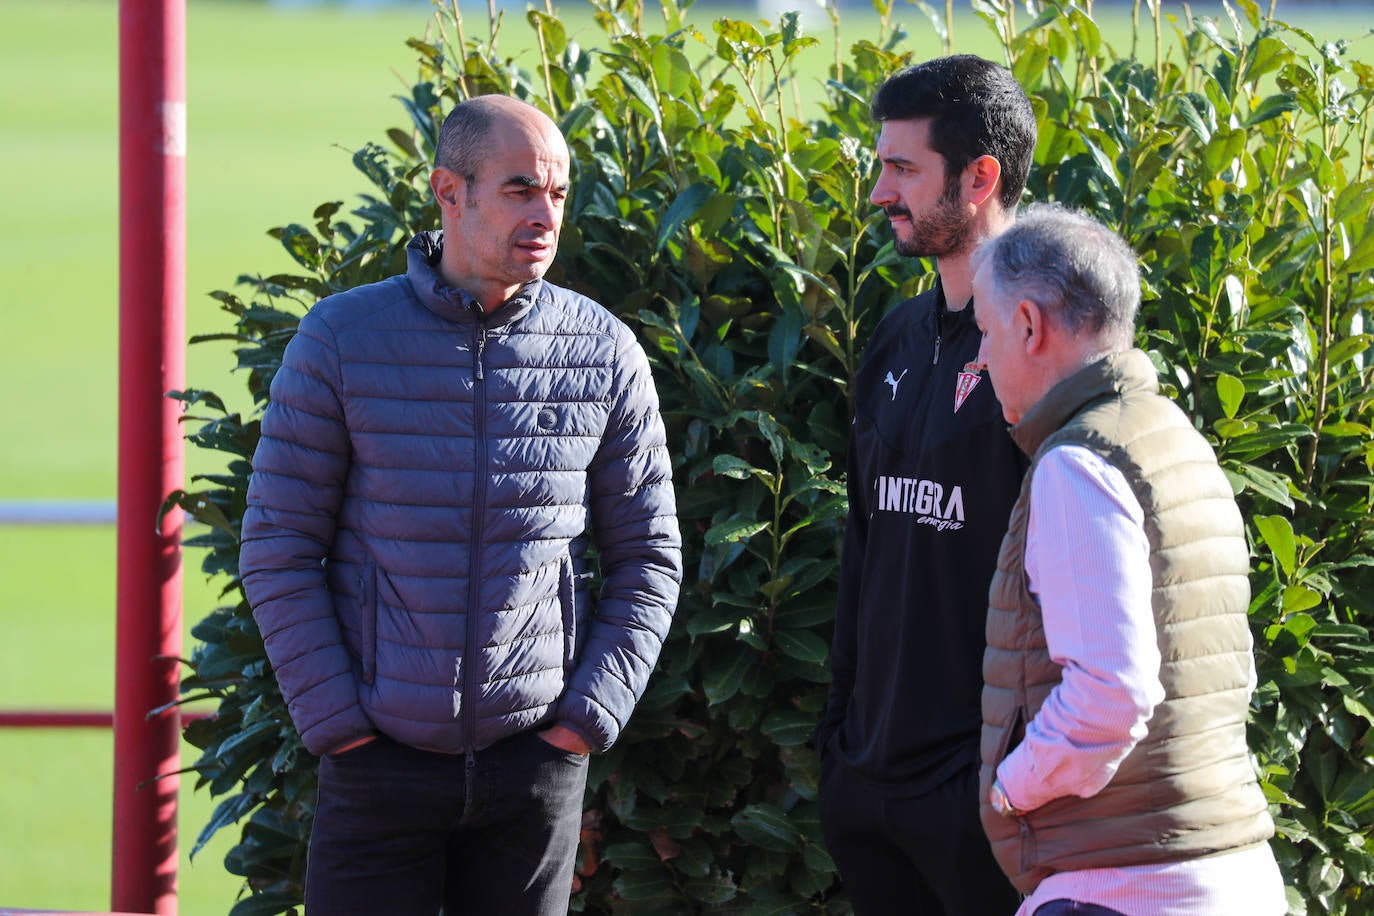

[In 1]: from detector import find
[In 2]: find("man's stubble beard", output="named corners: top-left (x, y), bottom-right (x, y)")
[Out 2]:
top-left (892, 184), bottom-right (974, 260)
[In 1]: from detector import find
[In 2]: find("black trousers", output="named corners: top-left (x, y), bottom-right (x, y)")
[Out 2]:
top-left (305, 729), bottom-right (589, 916)
top-left (819, 754), bottom-right (1022, 916)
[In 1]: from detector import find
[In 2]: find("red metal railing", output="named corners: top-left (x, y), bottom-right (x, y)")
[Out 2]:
top-left (0, 711), bottom-right (210, 729)
top-left (0, 712), bottom-right (116, 729)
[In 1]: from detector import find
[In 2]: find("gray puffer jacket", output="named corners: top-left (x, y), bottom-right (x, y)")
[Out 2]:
top-left (240, 230), bottom-right (682, 758)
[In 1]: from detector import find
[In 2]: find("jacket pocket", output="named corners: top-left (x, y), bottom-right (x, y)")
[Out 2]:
top-left (992, 706), bottom-right (1036, 874)
top-left (358, 563), bottom-right (378, 686)
top-left (559, 556), bottom-right (576, 676)
top-left (993, 705), bottom-right (1027, 766)
top-left (1018, 813), bottom-right (1037, 875)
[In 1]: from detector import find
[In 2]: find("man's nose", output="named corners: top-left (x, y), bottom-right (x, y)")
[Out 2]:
top-left (870, 173), bottom-right (893, 207)
top-left (530, 194), bottom-right (560, 229)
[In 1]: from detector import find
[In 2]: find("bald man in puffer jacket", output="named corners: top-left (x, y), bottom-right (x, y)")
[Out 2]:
top-left (240, 94), bottom-right (682, 916)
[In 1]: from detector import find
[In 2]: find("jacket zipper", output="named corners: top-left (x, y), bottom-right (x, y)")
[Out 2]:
top-left (933, 285), bottom-right (946, 366)
top-left (463, 320), bottom-right (489, 749)
top-left (461, 751), bottom-right (477, 822)
top-left (358, 566), bottom-right (376, 685)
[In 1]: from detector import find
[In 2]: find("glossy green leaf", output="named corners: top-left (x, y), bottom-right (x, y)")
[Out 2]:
top-left (1217, 372), bottom-right (1246, 419)
top-left (1255, 515), bottom-right (1297, 578)
top-left (1326, 334), bottom-right (1371, 367)
top-left (655, 182), bottom-right (715, 253)
top-left (760, 709), bottom-right (814, 746)
top-left (1231, 464), bottom-right (1296, 508)
top-left (613, 864), bottom-right (678, 901)
top-left (712, 454), bottom-right (772, 483)
top-left (604, 841), bottom-right (661, 871)
top-left (772, 629), bottom-right (829, 666)
top-left (730, 803), bottom-right (802, 852)
top-left (702, 644), bottom-right (753, 706)
top-left (704, 517), bottom-right (770, 546)
top-left (686, 605), bottom-right (745, 638)
top-left (1281, 585), bottom-right (1322, 614)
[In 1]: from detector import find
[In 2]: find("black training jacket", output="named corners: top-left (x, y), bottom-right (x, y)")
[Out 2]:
top-left (819, 280), bottom-right (1028, 792)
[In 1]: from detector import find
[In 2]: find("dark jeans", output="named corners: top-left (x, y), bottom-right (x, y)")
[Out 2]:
top-left (306, 729), bottom-right (589, 916)
top-left (818, 753), bottom-right (1021, 915)
top-left (1034, 902), bottom-right (1127, 916)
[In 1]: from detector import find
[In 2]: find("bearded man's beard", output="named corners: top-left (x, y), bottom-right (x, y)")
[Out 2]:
top-left (889, 183), bottom-right (973, 259)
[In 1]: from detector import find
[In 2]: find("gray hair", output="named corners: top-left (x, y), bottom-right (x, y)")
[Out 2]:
top-left (973, 204), bottom-right (1141, 349)
top-left (434, 97), bottom-right (501, 195)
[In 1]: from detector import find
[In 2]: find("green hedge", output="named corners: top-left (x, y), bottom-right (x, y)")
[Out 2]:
top-left (166, 0), bottom-right (1374, 912)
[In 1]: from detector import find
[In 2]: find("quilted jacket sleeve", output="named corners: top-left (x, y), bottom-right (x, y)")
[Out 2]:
top-left (558, 333), bottom-right (683, 752)
top-left (239, 310), bottom-right (373, 757)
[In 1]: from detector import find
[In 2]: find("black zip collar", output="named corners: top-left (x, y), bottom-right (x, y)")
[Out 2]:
top-left (932, 278), bottom-right (976, 367)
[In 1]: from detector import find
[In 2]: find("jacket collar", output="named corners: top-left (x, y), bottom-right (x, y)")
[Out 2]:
top-left (1009, 348), bottom-right (1159, 457)
top-left (406, 230), bottom-right (541, 327)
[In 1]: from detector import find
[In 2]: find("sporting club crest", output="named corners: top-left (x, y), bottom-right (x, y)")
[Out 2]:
top-left (954, 361), bottom-right (983, 412)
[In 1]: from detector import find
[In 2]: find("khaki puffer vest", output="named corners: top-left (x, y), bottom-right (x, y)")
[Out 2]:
top-left (979, 349), bottom-right (1274, 894)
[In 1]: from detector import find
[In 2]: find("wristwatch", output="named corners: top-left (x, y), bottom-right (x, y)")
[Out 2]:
top-left (989, 779), bottom-right (1026, 817)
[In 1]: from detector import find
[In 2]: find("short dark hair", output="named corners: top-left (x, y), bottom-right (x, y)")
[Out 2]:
top-left (871, 55), bottom-right (1036, 211)
top-left (434, 97), bottom-right (500, 191)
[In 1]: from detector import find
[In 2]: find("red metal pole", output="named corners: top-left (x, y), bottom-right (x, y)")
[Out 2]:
top-left (115, 1), bottom-right (186, 913)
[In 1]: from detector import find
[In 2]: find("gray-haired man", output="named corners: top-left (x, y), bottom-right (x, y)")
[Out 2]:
top-left (971, 204), bottom-right (1284, 915)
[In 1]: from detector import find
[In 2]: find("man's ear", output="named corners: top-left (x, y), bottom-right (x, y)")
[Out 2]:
top-left (430, 167), bottom-right (464, 218)
top-left (1017, 299), bottom-right (1051, 356)
top-left (963, 154), bottom-right (1003, 208)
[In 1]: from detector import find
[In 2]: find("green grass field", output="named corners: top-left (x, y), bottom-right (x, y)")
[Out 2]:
top-left (0, 0), bottom-right (1359, 911)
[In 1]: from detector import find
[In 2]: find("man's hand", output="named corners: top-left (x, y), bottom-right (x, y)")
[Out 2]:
top-left (539, 723), bottom-right (592, 755)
